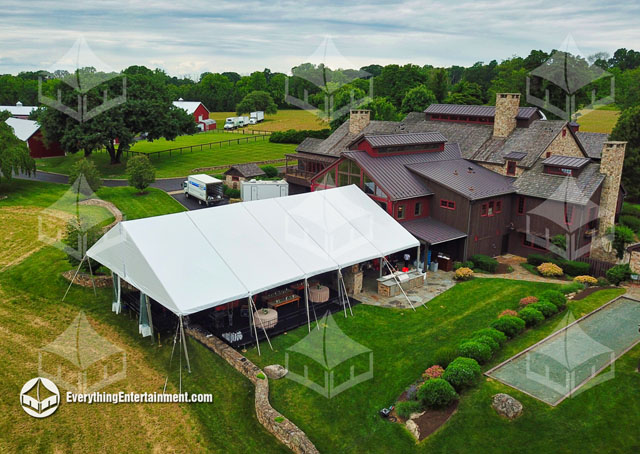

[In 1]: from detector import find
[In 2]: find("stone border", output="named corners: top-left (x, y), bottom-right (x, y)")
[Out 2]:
top-left (187, 327), bottom-right (320, 454)
top-left (61, 270), bottom-right (112, 288)
top-left (79, 198), bottom-right (123, 230)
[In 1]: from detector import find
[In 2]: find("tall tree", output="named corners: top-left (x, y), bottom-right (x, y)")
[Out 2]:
top-left (430, 68), bottom-right (449, 103)
top-left (401, 85), bottom-right (436, 113)
top-left (0, 110), bottom-right (35, 184)
top-left (236, 90), bottom-right (277, 115)
top-left (611, 106), bottom-right (640, 200)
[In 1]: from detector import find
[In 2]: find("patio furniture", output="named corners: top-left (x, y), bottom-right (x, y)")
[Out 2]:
top-left (263, 288), bottom-right (301, 308)
top-left (309, 285), bottom-right (330, 303)
top-left (253, 308), bottom-right (278, 329)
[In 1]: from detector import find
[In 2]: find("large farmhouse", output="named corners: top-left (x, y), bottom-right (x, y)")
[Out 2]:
top-left (285, 93), bottom-right (625, 263)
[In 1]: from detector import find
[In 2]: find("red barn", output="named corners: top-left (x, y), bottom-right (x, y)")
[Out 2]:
top-left (0, 101), bottom-right (37, 119)
top-left (172, 98), bottom-right (216, 131)
top-left (5, 117), bottom-right (64, 158)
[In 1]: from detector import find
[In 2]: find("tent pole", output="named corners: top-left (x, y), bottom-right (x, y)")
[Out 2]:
top-left (337, 270), bottom-right (347, 318)
top-left (379, 256), bottom-right (384, 278)
top-left (163, 320), bottom-right (180, 393)
top-left (304, 278), bottom-right (311, 333)
top-left (338, 269), bottom-right (354, 316)
top-left (416, 244), bottom-right (421, 271)
top-left (145, 295), bottom-right (154, 344)
top-left (62, 255), bottom-right (86, 302)
top-left (384, 257), bottom-right (416, 312)
top-left (86, 255), bottom-right (97, 297)
top-left (249, 297), bottom-right (261, 356)
top-left (179, 315), bottom-right (191, 373)
top-left (250, 296), bottom-right (273, 351)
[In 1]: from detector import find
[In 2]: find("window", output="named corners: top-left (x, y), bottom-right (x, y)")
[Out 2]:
top-left (562, 128), bottom-right (567, 137)
top-left (506, 160), bottom-right (517, 176)
top-left (363, 174), bottom-right (386, 198)
top-left (397, 204), bottom-right (405, 219)
top-left (481, 203), bottom-right (487, 216)
top-left (338, 160), bottom-right (361, 187)
top-left (488, 201), bottom-right (494, 216)
top-left (414, 202), bottom-right (422, 216)
top-left (564, 204), bottom-right (574, 225)
top-left (517, 196), bottom-right (525, 215)
top-left (546, 152), bottom-right (551, 158)
top-left (440, 199), bottom-right (455, 210)
top-left (545, 166), bottom-right (574, 176)
top-left (481, 200), bottom-right (500, 217)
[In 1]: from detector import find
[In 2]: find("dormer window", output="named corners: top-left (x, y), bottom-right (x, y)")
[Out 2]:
top-left (542, 155), bottom-right (590, 177)
top-left (506, 160), bottom-right (517, 176)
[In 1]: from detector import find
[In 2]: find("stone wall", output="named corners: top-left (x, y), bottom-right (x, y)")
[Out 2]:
top-left (630, 251), bottom-right (640, 274)
top-left (478, 162), bottom-right (525, 177)
top-left (348, 110), bottom-right (371, 135)
top-left (62, 270), bottom-right (113, 288)
top-left (187, 328), bottom-right (320, 454)
top-left (544, 127), bottom-right (584, 158)
top-left (493, 94), bottom-right (520, 138)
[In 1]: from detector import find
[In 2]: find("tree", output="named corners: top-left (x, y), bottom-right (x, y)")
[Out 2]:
top-left (126, 155), bottom-right (156, 193)
top-left (401, 85), bottom-right (436, 113)
top-left (430, 68), bottom-right (449, 102)
top-left (610, 106), bottom-right (640, 199)
top-left (63, 217), bottom-right (102, 272)
top-left (69, 158), bottom-right (102, 193)
top-left (445, 81), bottom-right (484, 105)
top-left (609, 225), bottom-right (635, 259)
top-left (236, 90), bottom-right (278, 115)
top-left (0, 110), bottom-right (35, 185)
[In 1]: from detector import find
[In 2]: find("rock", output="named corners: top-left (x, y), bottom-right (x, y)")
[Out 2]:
top-left (405, 419), bottom-right (420, 440)
top-left (492, 393), bottom-right (523, 420)
top-left (264, 364), bottom-right (288, 380)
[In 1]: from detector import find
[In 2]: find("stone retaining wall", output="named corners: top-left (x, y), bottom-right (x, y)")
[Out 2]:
top-left (61, 270), bottom-right (113, 288)
top-left (191, 158), bottom-right (287, 174)
top-left (187, 327), bottom-right (320, 454)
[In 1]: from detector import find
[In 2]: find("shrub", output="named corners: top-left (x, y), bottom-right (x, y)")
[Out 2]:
top-left (527, 253), bottom-right (554, 267)
top-left (574, 275), bottom-right (598, 286)
top-left (530, 300), bottom-right (559, 318)
top-left (260, 165), bottom-right (278, 178)
top-left (473, 335), bottom-right (500, 354)
top-left (490, 316), bottom-right (526, 338)
top-left (539, 290), bottom-right (567, 309)
top-left (431, 346), bottom-right (458, 369)
top-left (417, 379), bottom-right (458, 409)
top-left (619, 214), bottom-right (640, 233)
top-left (453, 260), bottom-right (474, 270)
top-left (558, 282), bottom-right (585, 295)
top-left (405, 384), bottom-right (418, 400)
top-left (519, 296), bottom-right (538, 307)
top-left (63, 218), bottom-right (103, 272)
top-left (269, 128), bottom-right (332, 144)
top-left (550, 234), bottom-right (567, 250)
top-left (223, 185), bottom-right (241, 199)
top-left (518, 307), bottom-right (545, 326)
top-left (395, 400), bottom-right (423, 419)
top-left (454, 267), bottom-right (474, 280)
top-left (126, 155), bottom-right (156, 193)
top-left (469, 254), bottom-right (498, 273)
top-left (609, 225), bottom-right (635, 259)
top-left (69, 158), bottom-right (102, 193)
top-left (597, 277), bottom-right (610, 287)
top-left (422, 365), bottom-right (445, 380)
top-left (621, 203), bottom-right (640, 218)
top-left (471, 328), bottom-right (507, 347)
top-left (457, 340), bottom-right (492, 364)
top-left (537, 262), bottom-right (563, 277)
top-left (606, 264), bottom-right (632, 285)
top-left (442, 357), bottom-right (481, 390)
top-left (557, 259), bottom-right (590, 277)
top-left (499, 309), bottom-right (518, 318)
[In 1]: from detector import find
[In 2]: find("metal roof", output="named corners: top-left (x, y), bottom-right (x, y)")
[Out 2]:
top-left (424, 104), bottom-right (540, 120)
top-left (355, 132), bottom-right (447, 148)
top-left (173, 100), bottom-right (208, 115)
top-left (0, 103), bottom-right (37, 117)
top-left (5, 117), bottom-right (40, 141)
top-left (542, 155), bottom-right (591, 169)
top-left (285, 152), bottom-right (337, 164)
top-left (342, 143), bottom-right (462, 201)
top-left (406, 159), bottom-right (516, 200)
top-left (504, 151), bottom-right (527, 161)
top-left (401, 217), bottom-right (467, 245)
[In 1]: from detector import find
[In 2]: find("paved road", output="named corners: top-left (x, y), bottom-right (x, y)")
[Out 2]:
top-left (13, 170), bottom-right (185, 191)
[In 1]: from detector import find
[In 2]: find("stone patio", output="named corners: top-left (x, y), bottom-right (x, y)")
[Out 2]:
top-left (355, 270), bottom-right (456, 309)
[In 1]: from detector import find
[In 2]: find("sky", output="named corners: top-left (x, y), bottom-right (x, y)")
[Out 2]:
top-left (0, 0), bottom-right (639, 78)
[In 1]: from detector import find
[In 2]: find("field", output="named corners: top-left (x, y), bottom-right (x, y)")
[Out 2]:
top-left (576, 108), bottom-right (620, 133)
top-left (246, 281), bottom-right (637, 454)
top-left (0, 179), bottom-right (288, 454)
top-left (128, 131), bottom-right (260, 153)
top-left (36, 140), bottom-right (297, 179)
top-left (209, 109), bottom-right (328, 131)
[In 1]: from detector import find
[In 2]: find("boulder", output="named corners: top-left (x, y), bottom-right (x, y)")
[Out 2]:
top-left (492, 393), bottom-right (523, 420)
top-left (264, 364), bottom-right (288, 380)
top-left (405, 419), bottom-right (420, 440)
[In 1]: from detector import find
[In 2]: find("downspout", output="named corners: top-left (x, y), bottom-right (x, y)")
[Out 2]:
top-left (464, 201), bottom-right (473, 260)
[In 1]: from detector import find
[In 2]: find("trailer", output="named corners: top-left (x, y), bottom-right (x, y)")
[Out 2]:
top-left (249, 111), bottom-right (264, 124)
top-left (240, 179), bottom-right (289, 202)
top-left (183, 174), bottom-right (225, 206)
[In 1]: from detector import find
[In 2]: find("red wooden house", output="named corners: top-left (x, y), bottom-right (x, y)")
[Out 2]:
top-left (5, 117), bottom-right (64, 158)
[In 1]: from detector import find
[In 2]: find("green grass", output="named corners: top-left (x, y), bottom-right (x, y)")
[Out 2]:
top-left (96, 186), bottom-right (186, 220)
top-left (210, 109), bottom-right (328, 132)
top-left (36, 140), bottom-right (297, 179)
top-left (576, 109), bottom-right (620, 133)
top-left (128, 131), bottom-right (259, 153)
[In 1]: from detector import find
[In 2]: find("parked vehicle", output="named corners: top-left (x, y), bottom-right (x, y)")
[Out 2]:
top-left (241, 179), bottom-right (289, 202)
top-left (249, 111), bottom-right (264, 124)
top-left (183, 174), bottom-right (225, 206)
top-left (224, 117), bottom-right (241, 130)
top-left (238, 116), bottom-right (250, 127)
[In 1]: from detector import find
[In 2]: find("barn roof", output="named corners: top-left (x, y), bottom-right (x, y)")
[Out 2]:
top-left (0, 102), bottom-right (37, 117)
top-left (542, 155), bottom-right (591, 169)
top-left (350, 132), bottom-right (447, 149)
top-left (173, 100), bottom-right (208, 115)
top-left (5, 117), bottom-right (40, 141)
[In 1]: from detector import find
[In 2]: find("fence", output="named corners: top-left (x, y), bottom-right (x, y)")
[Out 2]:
top-left (207, 128), bottom-right (274, 136)
top-left (576, 256), bottom-right (617, 277)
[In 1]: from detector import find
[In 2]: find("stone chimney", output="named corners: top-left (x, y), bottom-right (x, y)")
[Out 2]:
top-left (349, 109), bottom-right (371, 135)
top-left (493, 93), bottom-right (520, 138)
top-left (597, 141), bottom-right (626, 237)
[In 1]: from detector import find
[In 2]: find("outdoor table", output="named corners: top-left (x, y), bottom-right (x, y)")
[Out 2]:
top-left (308, 285), bottom-right (330, 303)
top-left (253, 308), bottom-right (278, 329)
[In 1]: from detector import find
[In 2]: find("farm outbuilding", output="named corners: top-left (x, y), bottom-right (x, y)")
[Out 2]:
top-left (5, 117), bottom-right (64, 158)
top-left (224, 163), bottom-right (266, 189)
top-left (172, 98), bottom-right (215, 131)
top-left (0, 101), bottom-right (37, 119)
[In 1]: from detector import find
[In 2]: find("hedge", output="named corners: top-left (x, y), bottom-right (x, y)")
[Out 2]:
top-left (269, 128), bottom-right (332, 144)
top-left (469, 254), bottom-right (498, 273)
top-left (530, 300), bottom-right (559, 318)
top-left (490, 315), bottom-right (526, 338)
top-left (442, 357), bottom-right (481, 390)
top-left (518, 307), bottom-right (545, 327)
top-left (457, 340), bottom-right (492, 364)
top-left (471, 328), bottom-right (507, 347)
top-left (526, 254), bottom-right (589, 276)
top-left (539, 290), bottom-right (567, 309)
top-left (606, 264), bottom-right (632, 285)
top-left (417, 379), bottom-right (459, 409)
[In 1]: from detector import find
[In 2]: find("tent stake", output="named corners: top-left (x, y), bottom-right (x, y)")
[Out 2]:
top-left (62, 255), bottom-right (86, 302)
top-left (383, 258), bottom-right (416, 311)
top-left (179, 315), bottom-right (191, 373)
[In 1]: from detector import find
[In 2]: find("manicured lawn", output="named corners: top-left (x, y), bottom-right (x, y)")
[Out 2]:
top-left (210, 109), bottom-right (328, 132)
top-left (0, 181), bottom-right (289, 454)
top-left (128, 131), bottom-right (259, 153)
top-left (246, 281), bottom-right (636, 454)
top-left (36, 140), bottom-right (297, 178)
top-left (577, 108), bottom-right (620, 133)
top-left (96, 186), bottom-right (186, 220)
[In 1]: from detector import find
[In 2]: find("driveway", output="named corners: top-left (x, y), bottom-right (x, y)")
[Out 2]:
top-left (13, 170), bottom-right (186, 190)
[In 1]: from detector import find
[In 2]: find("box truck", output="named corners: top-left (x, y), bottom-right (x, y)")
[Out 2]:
top-left (241, 179), bottom-right (289, 202)
top-left (183, 174), bottom-right (224, 206)
top-left (224, 117), bottom-right (241, 130)
top-left (239, 116), bottom-right (250, 127)
top-left (249, 111), bottom-right (264, 124)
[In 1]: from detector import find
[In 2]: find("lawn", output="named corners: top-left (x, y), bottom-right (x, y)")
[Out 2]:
top-left (210, 109), bottom-right (328, 132)
top-left (576, 108), bottom-right (620, 133)
top-left (128, 131), bottom-right (259, 154)
top-left (0, 179), bottom-right (289, 453)
top-left (36, 140), bottom-right (297, 179)
top-left (245, 281), bottom-right (636, 454)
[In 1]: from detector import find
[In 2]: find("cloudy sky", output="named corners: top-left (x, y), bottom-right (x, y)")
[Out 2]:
top-left (1, 0), bottom-right (639, 77)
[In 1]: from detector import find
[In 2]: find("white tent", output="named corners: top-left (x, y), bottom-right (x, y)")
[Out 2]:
top-left (87, 185), bottom-right (418, 317)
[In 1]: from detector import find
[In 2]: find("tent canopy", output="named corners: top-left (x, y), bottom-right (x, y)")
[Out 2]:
top-left (87, 185), bottom-right (419, 316)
